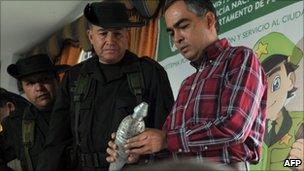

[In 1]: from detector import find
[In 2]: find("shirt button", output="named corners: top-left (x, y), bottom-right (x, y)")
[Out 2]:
top-left (209, 60), bottom-right (213, 64)
top-left (178, 149), bottom-right (182, 152)
top-left (204, 146), bottom-right (208, 150)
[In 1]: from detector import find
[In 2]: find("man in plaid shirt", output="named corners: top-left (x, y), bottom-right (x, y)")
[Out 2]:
top-left (107, 0), bottom-right (267, 170)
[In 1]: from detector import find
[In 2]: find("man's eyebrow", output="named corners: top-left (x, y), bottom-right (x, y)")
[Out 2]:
top-left (97, 28), bottom-right (106, 32)
top-left (166, 18), bottom-right (190, 32)
top-left (267, 66), bottom-right (281, 77)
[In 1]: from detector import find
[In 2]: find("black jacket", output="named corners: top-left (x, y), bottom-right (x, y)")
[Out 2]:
top-left (2, 103), bottom-right (50, 171)
top-left (38, 51), bottom-right (174, 170)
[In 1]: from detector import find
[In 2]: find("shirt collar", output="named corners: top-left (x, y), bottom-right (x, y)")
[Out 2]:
top-left (98, 50), bottom-right (139, 83)
top-left (190, 38), bottom-right (230, 69)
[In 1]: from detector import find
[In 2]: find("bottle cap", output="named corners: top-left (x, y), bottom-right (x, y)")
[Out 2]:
top-left (132, 102), bottom-right (148, 119)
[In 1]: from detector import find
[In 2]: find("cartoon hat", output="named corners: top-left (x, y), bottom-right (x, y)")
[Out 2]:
top-left (84, 2), bottom-right (144, 28)
top-left (253, 32), bottom-right (303, 69)
top-left (7, 54), bottom-right (70, 79)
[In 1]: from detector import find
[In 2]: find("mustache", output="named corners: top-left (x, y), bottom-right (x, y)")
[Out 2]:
top-left (37, 93), bottom-right (50, 99)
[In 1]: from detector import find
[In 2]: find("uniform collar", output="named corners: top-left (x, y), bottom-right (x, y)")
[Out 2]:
top-left (81, 50), bottom-right (139, 83)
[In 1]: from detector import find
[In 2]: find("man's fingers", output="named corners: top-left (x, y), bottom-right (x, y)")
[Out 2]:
top-left (106, 147), bottom-right (118, 158)
top-left (111, 132), bottom-right (116, 140)
top-left (108, 140), bottom-right (117, 150)
top-left (127, 154), bottom-right (139, 164)
top-left (106, 157), bottom-right (111, 162)
top-left (106, 147), bottom-right (117, 163)
top-left (106, 147), bottom-right (116, 157)
top-left (106, 156), bottom-right (114, 163)
top-left (127, 134), bottom-right (147, 144)
top-left (125, 137), bottom-right (148, 149)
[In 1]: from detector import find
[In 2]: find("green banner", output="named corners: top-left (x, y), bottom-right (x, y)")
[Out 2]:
top-left (156, 18), bottom-right (179, 62)
top-left (156, 0), bottom-right (300, 62)
top-left (213, 0), bottom-right (299, 34)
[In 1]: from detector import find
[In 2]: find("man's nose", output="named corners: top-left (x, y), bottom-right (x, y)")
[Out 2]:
top-left (105, 32), bottom-right (115, 43)
top-left (173, 30), bottom-right (184, 45)
top-left (34, 82), bottom-right (44, 91)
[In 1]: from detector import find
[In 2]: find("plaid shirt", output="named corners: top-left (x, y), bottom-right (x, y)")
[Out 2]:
top-left (163, 38), bottom-right (267, 164)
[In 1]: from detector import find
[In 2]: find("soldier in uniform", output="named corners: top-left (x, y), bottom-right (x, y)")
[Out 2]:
top-left (3, 54), bottom-right (70, 171)
top-left (38, 2), bottom-right (174, 171)
top-left (251, 32), bottom-right (304, 171)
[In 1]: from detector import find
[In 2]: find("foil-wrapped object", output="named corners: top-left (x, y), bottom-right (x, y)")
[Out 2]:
top-left (109, 102), bottom-right (148, 171)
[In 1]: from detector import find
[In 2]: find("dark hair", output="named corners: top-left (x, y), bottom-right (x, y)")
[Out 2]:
top-left (164, 0), bottom-right (219, 33)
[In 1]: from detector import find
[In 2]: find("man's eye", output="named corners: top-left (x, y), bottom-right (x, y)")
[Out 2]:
top-left (99, 32), bottom-right (108, 36)
top-left (114, 31), bottom-right (121, 35)
top-left (272, 75), bottom-right (281, 92)
top-left (26, 82), bottom-right (34, 86)
top-left (179, 24), bottom-right (189, 29)
top-left (114, 32), bottom-right (123, 38)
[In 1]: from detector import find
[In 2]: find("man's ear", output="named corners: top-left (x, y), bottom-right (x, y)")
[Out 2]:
top-left (87, 29), bottom-right (94, 43)
top-left (287, 72), bottom-right (296, 91)
top-left (6, 102), bottom-right (15, 113)
top-left (205, 11), bottom-right (216, 30)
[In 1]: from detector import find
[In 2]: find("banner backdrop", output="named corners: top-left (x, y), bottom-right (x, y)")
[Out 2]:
top-left (156, 0), bottom-right (303, 170)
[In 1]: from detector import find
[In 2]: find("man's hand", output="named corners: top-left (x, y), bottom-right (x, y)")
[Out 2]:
top-left (106, 132), bottom-right (139, 164)
top-left (124, 128), bottom-right (167, 155)
top-left (289, 139), bottom-right (304, 170)
top-left (106, 133), bottom-right (118, 163)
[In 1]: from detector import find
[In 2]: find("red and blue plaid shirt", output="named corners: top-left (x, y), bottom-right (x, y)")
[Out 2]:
top-left (163, 38), bottom-right (267, 164)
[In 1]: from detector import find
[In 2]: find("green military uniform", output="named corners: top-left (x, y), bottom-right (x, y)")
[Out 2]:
top-left (251, 109), bottom-right (303, 170)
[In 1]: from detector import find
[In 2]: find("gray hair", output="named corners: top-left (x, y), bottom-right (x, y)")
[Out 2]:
top-left (164, 0), bottom-right (219, 33)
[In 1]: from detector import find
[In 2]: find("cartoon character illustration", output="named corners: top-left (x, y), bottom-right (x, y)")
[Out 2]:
top-left (250, 32), bottom-right (303, 171)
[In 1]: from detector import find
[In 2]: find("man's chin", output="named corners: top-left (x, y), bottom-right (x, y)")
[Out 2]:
top-left (35, 101), bottom-right (52, 110)
top-left (183, 54), bottom-right (196, 61)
